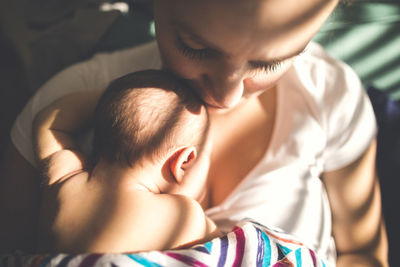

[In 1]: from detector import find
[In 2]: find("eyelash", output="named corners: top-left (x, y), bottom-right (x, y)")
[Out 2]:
top-left (176, 36), bottom-right (284, 73)
top-left (176, 36), bottom-right (212, 60)
top-left (250, 61), bottom-right (283, 74)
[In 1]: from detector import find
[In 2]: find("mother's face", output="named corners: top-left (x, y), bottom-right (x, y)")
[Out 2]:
top-left (153, 0), bottom-right (338, 110)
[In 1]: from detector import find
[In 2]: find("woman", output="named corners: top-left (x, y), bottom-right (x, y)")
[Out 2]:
top-left (0, 0), bottom-right (388, 265)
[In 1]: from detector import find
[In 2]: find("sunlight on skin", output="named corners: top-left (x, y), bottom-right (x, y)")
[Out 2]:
top-left (154, 1), bottom-right (388, 265)
top-left (337, 180), bottom-right (384, 250)
top-left (323, 140), bottom-right (388, 266)
top-left (154, 0), bottom-right (339, 110)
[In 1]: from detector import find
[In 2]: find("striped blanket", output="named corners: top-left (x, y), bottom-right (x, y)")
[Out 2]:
top-left (1, 220), bottom-right (328, 267)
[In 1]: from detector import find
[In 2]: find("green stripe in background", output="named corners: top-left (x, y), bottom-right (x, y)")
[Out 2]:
top-left (313, 0), bottom-right (400, 99)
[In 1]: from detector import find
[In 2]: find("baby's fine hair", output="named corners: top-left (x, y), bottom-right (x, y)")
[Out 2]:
top-left (92, 70), bottom-right (209, 167)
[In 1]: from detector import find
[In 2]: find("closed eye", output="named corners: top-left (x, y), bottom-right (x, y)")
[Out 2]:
top-left (175, 36), bottom-right (215, 60)
top-left (249, 61), bottom-right (283, 73)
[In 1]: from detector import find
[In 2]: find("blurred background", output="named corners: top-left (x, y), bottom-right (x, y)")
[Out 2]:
top-left (313, 0), bottom-right (400, 99)
top-left (1, 0), bottom-right (399, 265)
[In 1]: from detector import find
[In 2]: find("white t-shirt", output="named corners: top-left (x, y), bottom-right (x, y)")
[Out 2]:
top-left (11, 41), bottom-right (376, 265)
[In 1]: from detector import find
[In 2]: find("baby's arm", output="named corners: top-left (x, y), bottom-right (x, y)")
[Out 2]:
top-left (33, 90), bottom-right (103, 184)
top-left (34, 90), bottom-right (105, 252)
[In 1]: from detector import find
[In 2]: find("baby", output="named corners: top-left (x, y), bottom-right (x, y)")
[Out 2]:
top-left (33, 70), bottom-right (219, 254)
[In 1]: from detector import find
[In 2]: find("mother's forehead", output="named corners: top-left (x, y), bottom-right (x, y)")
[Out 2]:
top-left (165, 0), bottom-right (338, 61)
top-left (169, 0), bottom-right (338, 23)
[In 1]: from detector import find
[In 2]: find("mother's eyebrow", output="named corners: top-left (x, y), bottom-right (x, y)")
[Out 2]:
top-left (172, 19), bottom-right (308, 63)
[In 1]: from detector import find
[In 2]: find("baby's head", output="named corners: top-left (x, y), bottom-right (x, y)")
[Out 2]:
top-left (92, 70), bottom-right (210, 193)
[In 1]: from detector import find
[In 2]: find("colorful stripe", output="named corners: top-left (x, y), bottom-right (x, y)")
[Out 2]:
top-left (232, 226), bottom-right (245, 267)
top-left (204, 241), bottom-right (212, 253)
top-left (255, 228), bottom-right (264, 267)
top-left (217, 235), bottom-right (228, 267)
top-left (78, 254), bottom-right (102, 267)
top-left (57, 255), bottom-right (75, 267)
top-left (193, 245), bottom-right (210, 254)
top-left (0, 220), bottom-right (328, 267)
top-left (274, 257), bottom-right (294, 267)
top-left (309, 249), bottom-right (317, 266)
top-left (295, 248), bottom-right (302, 267)
top-left (38, 255), bottom-right (57, 267)
top-left (277, 244), bottom-right (292, 257)
top-left (30, 254), bottom-right (50, 267)
top-left (261, 228), bottom-right (272, 266)
top-left (127, 254), bottom-right (162, 267)
top-left (263, 228), bottom-right (304, 246)
top-left (277, 245), bottom-right (285, 261)
top-left (164, 252), bottom-right (208, 267)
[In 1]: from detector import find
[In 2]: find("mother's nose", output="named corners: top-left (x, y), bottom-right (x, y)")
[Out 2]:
top-left (200, 61), bottom-right (247, 108)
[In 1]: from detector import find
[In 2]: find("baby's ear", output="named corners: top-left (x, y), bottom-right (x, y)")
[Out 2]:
top-left (169, 147), bottom-right (197, 184)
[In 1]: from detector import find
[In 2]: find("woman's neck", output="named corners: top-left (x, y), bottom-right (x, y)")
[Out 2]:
top-left (207, 86), bottom-right (277, 207)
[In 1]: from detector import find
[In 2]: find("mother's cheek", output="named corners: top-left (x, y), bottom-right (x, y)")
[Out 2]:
top-left (245, 71), bottom-right (288, 95)
top-left (252, 61), bottom-right (293, 90)
top-left (162, 52), bottom-right (200, 80)
top-left (156, 41), bottom-right (201, 80)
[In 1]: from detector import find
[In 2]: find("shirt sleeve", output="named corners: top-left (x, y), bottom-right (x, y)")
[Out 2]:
top-left (317, 50), bottom-right (377, 171)
top-left (11, 41), bottom-right (160, 167)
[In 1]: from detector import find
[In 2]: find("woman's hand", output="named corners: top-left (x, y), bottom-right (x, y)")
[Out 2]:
top-left (33, 90), bottom-right (103, 184)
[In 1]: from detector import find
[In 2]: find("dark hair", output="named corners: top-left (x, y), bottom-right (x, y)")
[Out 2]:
top-left (92, 70), bottom-right (209, 167)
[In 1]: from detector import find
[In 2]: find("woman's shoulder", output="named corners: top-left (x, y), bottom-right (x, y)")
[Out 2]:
top-left (280, 42), bottom-right (376, 171)
top-left (293, 42), bottom-right (360, 88)
top-left (293, 42), bottom-right (362, 94)
top-left (281, 42), bottom-right (365, 112)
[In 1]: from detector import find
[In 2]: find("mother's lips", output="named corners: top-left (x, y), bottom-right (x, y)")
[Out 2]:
top-left (205, 103), bottom-right (226, 109)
